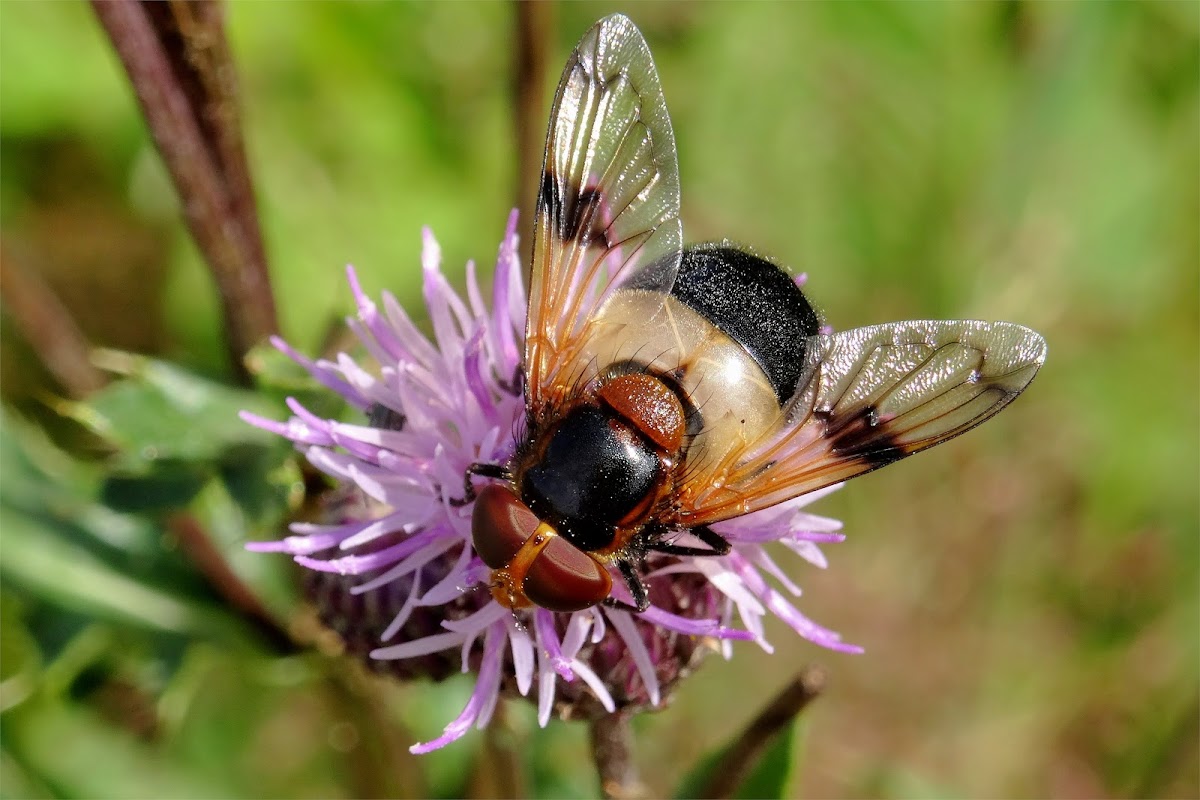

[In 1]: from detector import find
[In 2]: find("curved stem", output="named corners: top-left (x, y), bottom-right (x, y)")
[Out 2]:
top-left (698, 665), bottom-right (827, 799)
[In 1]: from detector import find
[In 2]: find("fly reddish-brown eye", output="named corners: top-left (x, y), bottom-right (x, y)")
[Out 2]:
top-left (523, 537), bottom-right (613, 612)
top-left (472, 484), bottom-right (540, 570)
top-left (472, 483), bottom-right (613, 612)
top-left (597, 373), bottom-right (686, 453)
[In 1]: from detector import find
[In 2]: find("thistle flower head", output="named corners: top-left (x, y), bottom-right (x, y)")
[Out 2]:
top-left (242, 211), bottom-right (858, 753)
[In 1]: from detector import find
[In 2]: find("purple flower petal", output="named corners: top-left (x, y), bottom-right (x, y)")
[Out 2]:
top-left (506, 616), bottom-right (535, 696)
top-left (640, 606), bottom-right (754, 641)
top-left (270, 335), bottom-right (370, 411)
top-left (606, 610), bottom-right (661, 706)
top-left (380, 574), bottom-right (422, 642)
top-left (408, 623), bottom-right (505, 753)
top-left (371, 630), bottom-right (465, 661)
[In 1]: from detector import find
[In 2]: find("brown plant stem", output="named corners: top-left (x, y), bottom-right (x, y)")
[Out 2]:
top-left (698, 665), bottom-right (827, 799)
top-left (590, 711), bottom-right (647, 800)
top-left (0, 245), bottom-right (107, 398)
top-left (7, 1), bottom-right (292, 666)
top-left (143, 1), bottom-right (269, 274)
top-left (468, 703), bottom-right (527, 799)
top-left (512, 0), bottom-right (554, 267)
top-left (92, 0), bottom-right (276, 383)
top-left (89, 676), bottom-right (161, 742)
top-left (166, 512), bottom-right (297, 655)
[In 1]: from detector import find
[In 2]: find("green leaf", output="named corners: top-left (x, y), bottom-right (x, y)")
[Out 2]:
top-left (0, 594), bottom-right (42, 713)
top-left (731, 722), bottom-right (797, 799)
top-left (4, 697), bottom-right (235, 799)
top-left (0, 507), bottom-right (240, 640)
top-left (674, 717), bottom-right (799, 799)
top-left (1, 410), bottom-right (214, 596)
top-left (159, 648), bottom-right (347, 798)
top-left (50, 353), bottom-right (304, 538)
top-left (0, 407), bottom-right (99, 515)
top-left (66, 350), bottom-right (279, 468)
top-left (217, 443), bottom-right (304, 534)
top-left (100, 462), bottom-right (211, 513)
top-left (0, 409), bottom-right (251, 640)
top-left (0, 748), bottom-right (54, 800)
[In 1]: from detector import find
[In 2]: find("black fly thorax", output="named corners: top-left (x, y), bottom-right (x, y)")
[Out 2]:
top-left (518, 405), bottom-right (660, 552)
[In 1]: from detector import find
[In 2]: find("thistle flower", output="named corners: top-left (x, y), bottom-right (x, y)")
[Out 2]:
top-left (242, 211), bottom-right (857, 753)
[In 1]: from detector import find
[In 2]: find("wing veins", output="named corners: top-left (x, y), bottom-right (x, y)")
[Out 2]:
top-left (559, 108), bottom-right (649, 335)
top-left (524, 15), bottom-right (682, 422)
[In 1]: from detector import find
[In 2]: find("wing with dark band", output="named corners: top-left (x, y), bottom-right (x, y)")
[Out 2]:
top-left (675, 320), bottom-right (1048, 525)
top-left (525, 14), bottom-right (682, 423)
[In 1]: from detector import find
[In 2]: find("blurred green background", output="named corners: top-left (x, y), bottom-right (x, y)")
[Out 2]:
top-left (2, 2), bottom-right (1197, 798)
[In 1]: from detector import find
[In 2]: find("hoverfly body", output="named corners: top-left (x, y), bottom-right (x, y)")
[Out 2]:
top-left (465, 14), bottom-right (1046, 614)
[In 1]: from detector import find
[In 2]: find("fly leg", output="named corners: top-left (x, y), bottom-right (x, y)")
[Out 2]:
top-left (450, 462), bottom-right (509, 507)
top-left (644, 524), bottom-right (731, 557)
top-left (602, 559), bottom-right (651, 613)
top-left (599, 525), bottom-right (730, 612)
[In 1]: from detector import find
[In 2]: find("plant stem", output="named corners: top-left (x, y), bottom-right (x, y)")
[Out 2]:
top-left (150, 1), bottom-right (269, 274)
top-left (322, 669), bottom-right (422, 800)
top-left (0, 246), bottom-right (107, 399)
top-left (511, 0), bottom-right (554, 266)
top-left (470, 703), bottom-right (527, 799)
top-left (167, 512), bottom-right (297, 655)
top-left (590, 711), bottom-right (646, 800)
top-left (92, 0), bottom-right (276, 382)
top-left (698, 665), bottom-right (827, 799)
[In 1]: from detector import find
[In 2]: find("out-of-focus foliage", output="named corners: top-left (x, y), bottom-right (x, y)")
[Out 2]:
top-left (675, 715), bottom-right (803, 799)
top-left (1, 2), bottom-right (1196, 798)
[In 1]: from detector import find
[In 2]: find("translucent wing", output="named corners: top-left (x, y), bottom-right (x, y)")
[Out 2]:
top-left (525, 14), bottom-right (682, 423)
top-left (675, 321), bottom-right (1048, 525)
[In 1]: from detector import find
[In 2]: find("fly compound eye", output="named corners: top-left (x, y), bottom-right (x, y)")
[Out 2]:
top-left (471, 484), bottom-right (540, 570)
top-left (471, 484), bottom-right (613, 612)
top-left (523, 537), bottom-right (613, 613)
